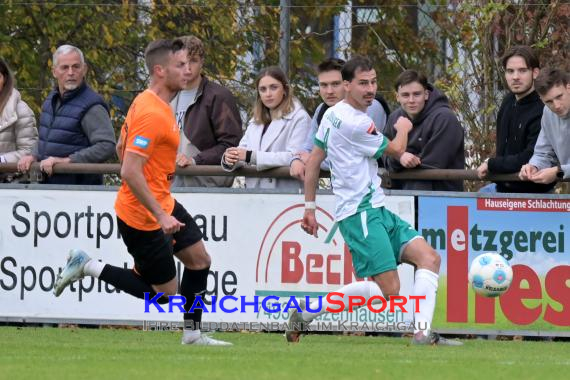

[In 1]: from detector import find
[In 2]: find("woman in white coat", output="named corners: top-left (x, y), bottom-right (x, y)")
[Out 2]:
top-left (0, 58), bottom-right (38, 181)
top-left (222, 66), bottom-right (310, 189)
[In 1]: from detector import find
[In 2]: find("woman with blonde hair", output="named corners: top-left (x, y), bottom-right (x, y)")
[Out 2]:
top-left (222, 66), bottom-right (310, 189)
top-left (0, 58), bottom-right (37, 181)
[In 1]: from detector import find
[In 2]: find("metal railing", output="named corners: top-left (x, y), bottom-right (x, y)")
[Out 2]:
top-left (2, 162), bottom-right (561, 184)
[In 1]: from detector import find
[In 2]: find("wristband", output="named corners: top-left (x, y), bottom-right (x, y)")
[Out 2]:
top-left (290, 156), bottom-right (302, 166)
top-left (245, 150), bottom-right (252, 164)
top-left (305, 201), bottom-right (316, 210)
top-left (557, 166), bottom-right (564, 179)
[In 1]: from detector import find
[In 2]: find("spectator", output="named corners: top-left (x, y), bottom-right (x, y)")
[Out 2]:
top-left (17, 45), bottom-right (115, 184)
top-left (477, 45), bottom-right (554, 193)
top-left (383, 70), bottom-right (464, 191)
top-left (519, 68), bottom-right (570, 185)
top-left (0, 58), bottom-right (37, 182)
top-left (291, 57), bottom-right (389, 179)
top-left (222, 66), bottom-right (310, 189)
top-left (171, 35), bottom-right (242, 187)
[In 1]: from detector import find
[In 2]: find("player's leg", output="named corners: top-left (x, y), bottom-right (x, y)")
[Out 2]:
top-left (53, 217), bottom-right (177, 302)
top-left (397, 217), bottom-right (462, 346)
top-left (172, 201), bottom-right (231, 346)
top-left (400, 238), bottom-right (440, 336)
top-left (300, 281), bottom-right (384, 323)
top-left (287, 208), bottom-right (397, 342)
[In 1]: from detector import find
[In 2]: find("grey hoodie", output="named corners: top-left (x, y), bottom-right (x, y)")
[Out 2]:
top-left (383, 85), bottom-right (465, 191)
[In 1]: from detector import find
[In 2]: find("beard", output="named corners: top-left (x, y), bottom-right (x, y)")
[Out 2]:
top-left (63, 82), bottom-right (79, 91)
top-left (509, 81), bottom-right (533, 96)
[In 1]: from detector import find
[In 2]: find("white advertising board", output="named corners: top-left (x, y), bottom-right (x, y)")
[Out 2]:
top-left (0, 189), bottom-right (415, 328)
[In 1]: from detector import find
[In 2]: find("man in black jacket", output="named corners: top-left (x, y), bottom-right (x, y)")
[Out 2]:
top-left (477, 45), bottom-right (554, 193)
top-left (383, 70), bottom-right (464, 191)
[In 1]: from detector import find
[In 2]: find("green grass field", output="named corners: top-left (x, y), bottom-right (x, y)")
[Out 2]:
top-left (1, 326), bottom-right (568, 380)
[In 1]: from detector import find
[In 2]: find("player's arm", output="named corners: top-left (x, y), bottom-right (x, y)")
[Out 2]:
top-left (302, 146), bottom-right (326, 237)
top-left (120, 151), bottom-right (183, 234)
top-left (383, 116), bottom-right (412, 158)
top-left (116, 133), bottom-right (124, 163)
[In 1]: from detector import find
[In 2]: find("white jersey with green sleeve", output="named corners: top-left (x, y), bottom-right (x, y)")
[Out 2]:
top-left (314, 100), bottom-right (389, 221)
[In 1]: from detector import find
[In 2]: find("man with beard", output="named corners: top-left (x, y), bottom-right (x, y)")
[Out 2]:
top-left (478, 45), bottom-right (554, 193)
top-left (17, 45), bottom-right (115, 184)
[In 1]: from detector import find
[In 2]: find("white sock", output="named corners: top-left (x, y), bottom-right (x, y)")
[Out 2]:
top-left (83, 259), bottom-right (105, 278)
top-left (412, 269), bottom-right (439, 335)
top-left (302, 281), bottom-right (383, 322)
top-left (182, 329), bottom-right (201, 342)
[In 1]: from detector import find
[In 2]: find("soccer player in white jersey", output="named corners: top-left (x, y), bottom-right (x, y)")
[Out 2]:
top-left (289, 56), bottom-right (462, 346)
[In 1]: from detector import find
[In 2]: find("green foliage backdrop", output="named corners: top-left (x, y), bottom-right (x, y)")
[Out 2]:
top-left (1, 1), bottom-right (568, 190)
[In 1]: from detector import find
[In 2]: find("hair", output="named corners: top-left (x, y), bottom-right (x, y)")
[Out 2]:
top-left (394, 69), bottom-right (429, 91)
top-left (144, 38), bottom-right (185, 74)
top-left (53, 45), bottom-right (85, 67)
top-left (318, 58), bottom-right (345, 74)
top-left (177, 35), bottom-right (205, 59)
top-left (501, 45), bottom-right (539, 70)
top-left (253, 66), bottom-right (294, 125)
top-left (534, 67), bottom-right (570, 96)
top-left (341, 55), bottom-right (374, 82)
top-left (0, 58), bottom-right (15, 113)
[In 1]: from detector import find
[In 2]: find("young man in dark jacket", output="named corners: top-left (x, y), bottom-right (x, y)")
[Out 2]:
top-left (171, 35), bottom-right (242, 187)
top-left (477, 45), bottom-right (554, 193)
top-left (383, 70), bottom-right (464, 191)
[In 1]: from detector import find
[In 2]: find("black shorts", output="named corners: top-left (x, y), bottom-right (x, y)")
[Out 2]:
top-left (117, 200), bottom-right (203, 285)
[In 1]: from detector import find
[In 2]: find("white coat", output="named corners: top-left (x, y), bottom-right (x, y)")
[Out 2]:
top-left (223, 100), bottom-right (310, 189)
top-left (0, 88), bottom-right (37, 163)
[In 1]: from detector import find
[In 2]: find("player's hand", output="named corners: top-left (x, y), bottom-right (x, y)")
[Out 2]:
top-left (399, 152), bottom-right (421, 168)
top-left (519, 164), bottom-right (538, 181)
top-left (290, 159), bottom-right (305, 181)
top-left (17, 155), bottom-right (36, 173)
top-left (529, 166), bottom-right (558, 184)
top-left (301, 210), bottom-right (318, 238)
top-left (477, 161), bottom-right (488, 179)
top-left (176, 153), bottom-right (194, 167)
top-left (394, 116), bottom-right (413, 134)
top-left (158, 214), bottom-right (185, 235)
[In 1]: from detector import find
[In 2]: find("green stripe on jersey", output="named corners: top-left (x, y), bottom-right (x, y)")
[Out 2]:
top-left (373, 136), bottom-right (389, 160)
top-left (314, 137), bottom-right (325, 150)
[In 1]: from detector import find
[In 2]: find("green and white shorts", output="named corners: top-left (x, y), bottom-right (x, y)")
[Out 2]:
top-left (338, 207), bottom-right (422, 278)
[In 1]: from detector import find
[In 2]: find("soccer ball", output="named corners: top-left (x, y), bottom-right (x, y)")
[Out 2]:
top-left (468, 253), bottom-right (513, 297)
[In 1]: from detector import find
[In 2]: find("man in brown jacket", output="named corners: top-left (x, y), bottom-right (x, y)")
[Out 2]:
top-left (171, 35), bottom-right (242, 187)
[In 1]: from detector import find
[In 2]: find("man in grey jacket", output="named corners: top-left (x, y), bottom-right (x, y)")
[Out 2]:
top-left (519, 68), bottom-right (570, 184)
top-left (383, 70), bottom-right (464, 191)
top-left (17, 45), bottom-right (115, 185)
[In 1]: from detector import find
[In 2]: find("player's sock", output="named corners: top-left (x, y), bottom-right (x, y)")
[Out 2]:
top-left (182, 329), bottom-right (200, 342)
top-left (301, 281), bottom-right (383, 322)
top-left (98, 264), bottom-right (167, 303)
top-left (181, 267), bottom-right (209, 333)
top-left (411, 268), bottom-right (439, 335)
top-left (83, 259), bottom-right (105, 277)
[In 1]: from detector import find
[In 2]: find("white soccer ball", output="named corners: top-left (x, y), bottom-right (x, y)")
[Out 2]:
top-left (468, 253), bottom-right (513, 297)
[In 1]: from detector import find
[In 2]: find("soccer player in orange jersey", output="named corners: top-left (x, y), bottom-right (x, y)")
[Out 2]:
top-left (53, 39), bottom-right (231, 346)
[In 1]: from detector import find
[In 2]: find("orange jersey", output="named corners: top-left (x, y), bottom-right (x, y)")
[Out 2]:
top-left (115, 90), bottom-right (180, 230)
